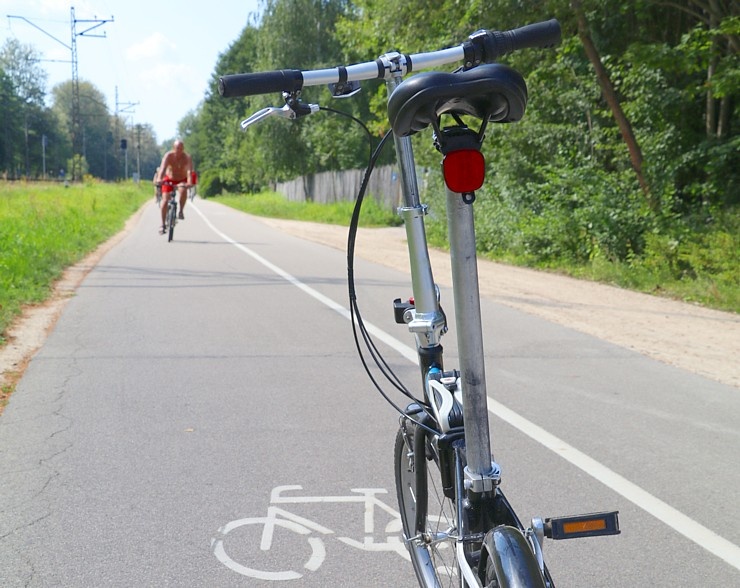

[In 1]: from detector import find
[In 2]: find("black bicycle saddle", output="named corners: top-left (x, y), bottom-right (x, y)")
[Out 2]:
top-left (387, 63), bottom-right (528, 137)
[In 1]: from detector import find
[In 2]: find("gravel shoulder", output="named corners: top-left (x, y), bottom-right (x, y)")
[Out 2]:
top-left (1, 210), bottom-right (737, 409)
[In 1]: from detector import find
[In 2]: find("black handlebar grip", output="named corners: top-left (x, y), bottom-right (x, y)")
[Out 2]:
top-left (218, 69), bottom-right (304, 97)
top-left (479, 19), bottom-right (561, 62)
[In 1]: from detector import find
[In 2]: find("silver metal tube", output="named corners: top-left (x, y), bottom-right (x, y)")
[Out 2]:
top-left (408, 46), bottom-right (465, 72)
top-left (446, 188), bottom-right (494, 475)
top-left (299, 46), bottom-right (466, 87)
top-left (301, 61), bottom-right (381, 86)
top-left (386, 75), bottom-right (440, 326)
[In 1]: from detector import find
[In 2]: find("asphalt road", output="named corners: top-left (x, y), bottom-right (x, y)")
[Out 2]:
top-left (1, 197), bottom-right (738, 587)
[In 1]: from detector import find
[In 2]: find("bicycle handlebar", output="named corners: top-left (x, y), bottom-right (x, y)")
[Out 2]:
top-left (219, 19), bottom-right (560, 98)
top-left (472, 19), bottom-right (561, 61)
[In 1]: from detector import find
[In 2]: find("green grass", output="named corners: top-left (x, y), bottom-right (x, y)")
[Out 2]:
top-left (0, 181), bottom-right (151, 342)
top-left (216, 190), bottom-right (739, 314)
top-left (508, 211), bottom-right (740, 314)
top-left (214, 191), bottom-right (403, 227)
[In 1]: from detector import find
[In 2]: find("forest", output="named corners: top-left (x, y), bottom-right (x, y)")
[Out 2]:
top-left (183, 0), bottom-right (737, 308)
top-left (1, 38), bottom-right (163, 182)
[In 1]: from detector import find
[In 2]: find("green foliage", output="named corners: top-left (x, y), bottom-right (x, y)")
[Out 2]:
top-left (0, 182), bottom-right (151, 340)
top-left (1, 38), bottom-right (164, 181)
top-left (0, 39), bottom-right (47, 107)
top-left (67, 154), bottom-right (89, 180)
top-left (186, 0), bottom-right (738, 311)
top-left (579, 206), bottom-right (740, 312)
top-left (214, 190), bottom-right (402, 227)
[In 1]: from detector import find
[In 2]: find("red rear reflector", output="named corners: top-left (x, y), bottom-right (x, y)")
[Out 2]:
top-left (443, 149), bottom-right (485, 193)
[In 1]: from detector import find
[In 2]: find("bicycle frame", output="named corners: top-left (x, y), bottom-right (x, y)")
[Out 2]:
top-left (385, 71), bottom-right (498, 491)
top-left (220, 19), bottom-right (620, 587)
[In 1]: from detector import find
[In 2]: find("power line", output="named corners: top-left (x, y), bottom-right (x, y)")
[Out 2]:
top-left (7, 8), bottom-right (113, 180)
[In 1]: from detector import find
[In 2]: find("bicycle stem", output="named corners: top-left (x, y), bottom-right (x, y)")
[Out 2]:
top-left (386, 74), bottom-right (446, 349)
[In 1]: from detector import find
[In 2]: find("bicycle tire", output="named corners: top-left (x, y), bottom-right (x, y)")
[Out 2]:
top-left (481, 526), bottom-right (547, 588)
top-left (395, 420), bottom-right (461, 587)
top-left (168, 202), bottom-right (177, 242)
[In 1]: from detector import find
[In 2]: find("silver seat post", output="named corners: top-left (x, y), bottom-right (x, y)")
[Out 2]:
top-left (446, 188), bottom-right (498, 489)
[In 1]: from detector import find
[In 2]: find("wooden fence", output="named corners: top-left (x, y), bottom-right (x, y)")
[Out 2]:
top-left (273, 165), bottom-right (411, 211)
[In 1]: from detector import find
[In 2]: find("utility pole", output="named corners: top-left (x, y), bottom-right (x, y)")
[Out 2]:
top-left (41, 134), bottom-right (47, 178)
top-left (69, 7), bottom-right (113, 181)
top-left (136, 124), bottom-right (142, 182)
top-left (115, 86), bottom-right (139, 180)
top-left (7, 8), bottom-right (113, 181)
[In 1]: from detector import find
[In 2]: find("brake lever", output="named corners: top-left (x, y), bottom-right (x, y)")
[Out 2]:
top-left (240, 105), bottom-right (292, 129)
top-left (240, 102), bottom-right (320, 130)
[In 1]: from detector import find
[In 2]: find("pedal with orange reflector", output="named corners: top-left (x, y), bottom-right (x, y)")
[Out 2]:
top-left (544, 511), bottom-right (620, 540)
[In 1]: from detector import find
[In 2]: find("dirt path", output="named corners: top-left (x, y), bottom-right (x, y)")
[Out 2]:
top-left (1, 212), bottom-right (737, 412)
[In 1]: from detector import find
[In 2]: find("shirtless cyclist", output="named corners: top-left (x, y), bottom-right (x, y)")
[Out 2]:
top-left (156, 139), bottom-right (193, 234)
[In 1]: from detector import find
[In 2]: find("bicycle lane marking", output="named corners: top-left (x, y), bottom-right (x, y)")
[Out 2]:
top-left (270, 486), bottom-right (408, 556)
top-left (212, 486), bottom-right (409, 580)
top-left (212, 514), bottom-right (327, 581)
top-left (192, 203), bottom-right (740, 574)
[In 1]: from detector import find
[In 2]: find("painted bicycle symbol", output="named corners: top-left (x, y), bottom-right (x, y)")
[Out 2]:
top-left (211, 485), bottom-right (409, 581)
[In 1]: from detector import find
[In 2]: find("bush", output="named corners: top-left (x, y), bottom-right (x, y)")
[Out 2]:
top-left (198, 169), bottom-right (225, 197)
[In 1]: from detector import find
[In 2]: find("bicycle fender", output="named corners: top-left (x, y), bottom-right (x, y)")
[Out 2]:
top-left (481, 526), bottom-right (547, 588)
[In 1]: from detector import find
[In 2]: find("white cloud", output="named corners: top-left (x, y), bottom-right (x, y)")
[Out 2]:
top-left (139, 62), bottom-right (184, 85)
top-left (137, 62), bottom-right (202, 97)
top-left (126, 32), bottom-right (175, 61)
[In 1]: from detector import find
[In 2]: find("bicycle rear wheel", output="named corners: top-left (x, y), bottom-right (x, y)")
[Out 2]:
top-left (395, 419), bottom-right (462, 587)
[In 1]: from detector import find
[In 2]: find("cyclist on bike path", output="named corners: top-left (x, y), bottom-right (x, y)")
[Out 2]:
top-left (156, 139), bottom-right (193, 233)
top-left (152, 167), bottom-right (162, 201)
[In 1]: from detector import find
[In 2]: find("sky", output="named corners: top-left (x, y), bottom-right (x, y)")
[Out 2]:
top-left (1, 0), bottom-right (262, 142)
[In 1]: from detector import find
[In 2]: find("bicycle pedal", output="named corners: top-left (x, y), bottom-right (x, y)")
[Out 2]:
top-left (544, 511), bottom-right (620, 540)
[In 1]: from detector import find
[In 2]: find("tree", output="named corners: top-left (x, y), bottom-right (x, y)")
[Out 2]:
top-left (0, 68), bottom-right (23, 177)
top-left (654, 0), bottom-right (738, 139)
top-left (186, 0), bottom-right (379, 195)
top-left (188, 0), bottom-right (736, 221)
top-left (52, 80), bottom-right (113, 179)
top-left (0, 39), bottom-right (48, 178)
top-left (570, 0), bottom-right (653, 206)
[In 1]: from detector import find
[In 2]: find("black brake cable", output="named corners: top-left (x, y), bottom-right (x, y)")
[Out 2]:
top-left (315, 104), bottom-right (439, 435)
top-left (348, 134), bottom-right (415, 394)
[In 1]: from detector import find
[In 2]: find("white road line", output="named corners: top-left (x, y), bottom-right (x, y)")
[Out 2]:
top-left (193, 203), bottom-right (740, 572)
top-left (488, 399), bottom-right (740, 571)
